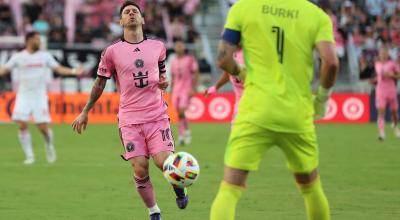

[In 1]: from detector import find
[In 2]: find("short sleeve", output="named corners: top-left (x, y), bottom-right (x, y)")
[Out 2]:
top-left (97, 47), bottom-right (115, 79)
top-left (224, 3), bottom-right (242, 31)
top-left (391, 61), bottom-right (400, 72)
top-left (46, 53), bottom-right (60, 69)
top-left (159, 43), bottom-right (166, 62)
top-left (4, 54), bottom-right (18, 69)
top-left (315, 12), bottom-right (335, 44)
top-left (374, 62), bottom-right (379, 75)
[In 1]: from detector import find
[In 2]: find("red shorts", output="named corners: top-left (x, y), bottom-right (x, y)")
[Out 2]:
top-left (119, 119), bottom-right (175, 160)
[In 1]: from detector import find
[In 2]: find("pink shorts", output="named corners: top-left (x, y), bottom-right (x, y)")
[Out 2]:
top-left (376, 94), bottom-right (398, 111)
top-left (119, 119), bottom-right (175, 160)
top-left (172, 94), bottom-right (190, 110)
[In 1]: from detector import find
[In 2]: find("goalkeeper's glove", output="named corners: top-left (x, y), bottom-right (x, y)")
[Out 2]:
top-left (314, 86), bottom-right (332, 120)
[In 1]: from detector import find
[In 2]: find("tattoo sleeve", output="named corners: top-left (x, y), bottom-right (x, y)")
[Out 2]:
top-left (217, 44), bottom-right (240, 76)
top-left (217, 48), bottom-right (227, 63)
top-left (232, 63), bottom-right (241, 76)
top-left (83, 76), bottom-right (107, 114)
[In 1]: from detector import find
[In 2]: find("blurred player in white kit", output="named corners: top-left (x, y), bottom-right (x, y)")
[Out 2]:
top-left (0, 31), bottom-right (84, 165)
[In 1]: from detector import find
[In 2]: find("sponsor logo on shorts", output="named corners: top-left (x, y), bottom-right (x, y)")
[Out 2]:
top-left (126, 142), bottom-right (135, 152)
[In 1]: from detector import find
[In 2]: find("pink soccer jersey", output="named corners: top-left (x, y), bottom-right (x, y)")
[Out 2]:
top-left (97, 39), bottom-right (169, 127)
top-left (170, 54), bottom-right (198, 94)
top-left (375, 60), bottom-right (400, 110)
top-left (375, 60), bottom-right (399, 96)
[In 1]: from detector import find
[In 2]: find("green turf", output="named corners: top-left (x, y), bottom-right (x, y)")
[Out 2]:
top-left (0, 123), bottom-right (399, 220)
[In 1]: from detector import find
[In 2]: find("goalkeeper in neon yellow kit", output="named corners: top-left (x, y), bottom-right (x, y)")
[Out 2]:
top-left (210, 0), bottom-right (339, 219)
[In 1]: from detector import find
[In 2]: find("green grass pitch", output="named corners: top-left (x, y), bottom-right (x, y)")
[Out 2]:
top-left (0, 123), bottom-right (399, 220)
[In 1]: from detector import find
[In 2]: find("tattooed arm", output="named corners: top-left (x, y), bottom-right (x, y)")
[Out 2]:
top-left (72, 76), bottom-right (107, 134)
top-left (83, 76), bottom-right (107, 113)
top-left (216, 41), bottom-right (243, 79)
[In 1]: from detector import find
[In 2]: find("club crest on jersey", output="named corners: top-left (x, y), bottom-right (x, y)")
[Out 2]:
top-left (126, 142), bottom-right (135, 152)
top-left (133, 71), bottom-right (149, 88)
top-left (135, 59), bottom-right (144, 68)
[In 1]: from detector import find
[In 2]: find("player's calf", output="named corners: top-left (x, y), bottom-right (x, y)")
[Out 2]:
top-left (177, 111), bottom-right (189, 146)
top-left (17, 126), bottom-right (35, 165)
top-left (130, 157), bottom-right (161, 216)
top-left (134, 175), bottom-right (160, 214)
top-left (295, 169), bottom-right (330, 220)
top-left (40, 128), bottom-right (56, 163)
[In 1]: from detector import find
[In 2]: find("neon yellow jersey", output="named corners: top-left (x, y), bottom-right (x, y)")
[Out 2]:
top-left (225, 0), bottom-right (334, 133)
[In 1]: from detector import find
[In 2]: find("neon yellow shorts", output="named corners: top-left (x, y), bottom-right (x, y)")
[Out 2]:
top-left (225, 122), bottom-right (319, 173)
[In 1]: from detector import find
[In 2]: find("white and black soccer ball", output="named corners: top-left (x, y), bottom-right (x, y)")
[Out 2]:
top-left (162, 152), bottom-right (200, 188)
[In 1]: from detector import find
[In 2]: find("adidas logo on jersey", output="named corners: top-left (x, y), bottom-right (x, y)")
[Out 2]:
top-left (133, 48), bottom-right (140, 52)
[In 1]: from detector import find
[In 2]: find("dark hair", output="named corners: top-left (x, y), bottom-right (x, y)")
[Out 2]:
top-left (119, 0), bottom-right (142, 16)
top-left (25, 31), bottom-right (39, 42)
top-left (173, 37), bottom-right (185, 43)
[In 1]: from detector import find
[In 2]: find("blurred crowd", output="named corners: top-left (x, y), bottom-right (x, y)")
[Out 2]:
top-left (0, 0), bottom-right (200, 45)
top-left (314, 0), bottom-right (400, 82)
top-left (0, 0), bottom-right (66, 42)
top-left (2, 0), bottom-right (400, 92)
top-left (0, 0), bottom-right (213, 93)
top-left (74, 0), bottom-right (200, 45)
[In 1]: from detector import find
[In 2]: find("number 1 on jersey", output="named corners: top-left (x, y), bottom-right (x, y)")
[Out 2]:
top-left (272, 26), bottom-right (285, 64)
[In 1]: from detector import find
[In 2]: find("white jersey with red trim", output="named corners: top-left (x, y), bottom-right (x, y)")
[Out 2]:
top-left (5, 50), bottom-right (59, 98)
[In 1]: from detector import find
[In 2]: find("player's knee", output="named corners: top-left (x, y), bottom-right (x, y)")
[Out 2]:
top-left (18, 122), bottom-right (28, 131)
top-left (294, 169), bottom-right (318, 185)
top-left (38, 126), bottom-right (47, 135)
top-left (131, 162), bottom-right (149, 178)
top-left (154, 157), bottom-right (166, 170)
top-left (178, 111), bottom-right (185, 119)
top-left (223, 166), bottom-right (249, 187)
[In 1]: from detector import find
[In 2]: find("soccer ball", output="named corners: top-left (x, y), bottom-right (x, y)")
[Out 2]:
top-left (162, 152), bottom-right (200, 188)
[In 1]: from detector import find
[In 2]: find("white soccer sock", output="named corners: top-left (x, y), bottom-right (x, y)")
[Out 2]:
top-left (18, 130), bottom-right (34, 160)
top-left (148, 204), bottom-right (161, 215)
top-left (45, 129), bottom-right (54, 146)
top-left (184, 130), bottom-right (192, 145)
top-left (184, 130), bottom-right (191, 137)
top-left (44, 129), bottom-right (56, 163)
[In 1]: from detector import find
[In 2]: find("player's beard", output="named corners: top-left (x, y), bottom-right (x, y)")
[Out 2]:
top-left (124, 21), bottom-right (141, 29)
top-left (31, 43), bottom-right (40, 52)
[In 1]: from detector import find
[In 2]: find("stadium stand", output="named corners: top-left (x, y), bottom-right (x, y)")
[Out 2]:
top-left (1, 0), bottom-right (399, 93)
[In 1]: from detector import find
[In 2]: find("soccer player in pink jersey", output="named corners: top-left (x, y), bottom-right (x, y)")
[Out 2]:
top-left (0, 31), bottom-right (84, 165)
top-left (72, 1), bottom-right (188, 219)
top-left (170, 39), bottom-right (199, 146)
top-left (374, 45), bottom-right (400, 140)
top-left (205, 49), bottom-right (244, 122)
